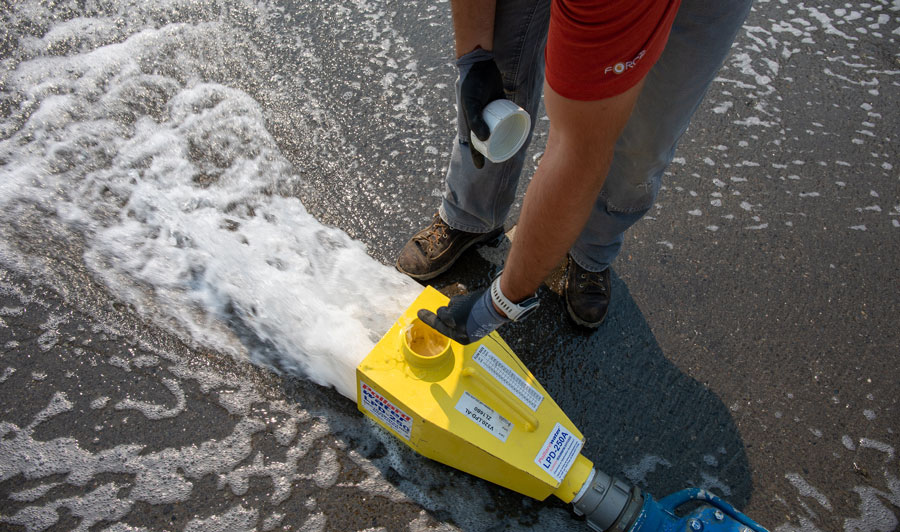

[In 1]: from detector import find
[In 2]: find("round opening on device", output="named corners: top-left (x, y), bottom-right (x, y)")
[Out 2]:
top-left (402, 318), bottom-right (451, 367)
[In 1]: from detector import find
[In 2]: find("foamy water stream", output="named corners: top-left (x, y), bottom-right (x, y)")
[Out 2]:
top-left (0, 2), bottom-right (419, 400)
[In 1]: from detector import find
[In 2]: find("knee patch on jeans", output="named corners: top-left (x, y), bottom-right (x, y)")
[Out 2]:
top-left (600, 175), bottom-right (660, 214)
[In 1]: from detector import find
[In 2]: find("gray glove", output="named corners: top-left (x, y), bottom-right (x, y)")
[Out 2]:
top-left (457, 48), bottom-right (505, 169)
top-left (417, 289), bottom-right (508, 345)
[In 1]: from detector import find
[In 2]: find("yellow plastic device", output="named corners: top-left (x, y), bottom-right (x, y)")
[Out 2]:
top-left (356, 286), bottom-right (593, 502)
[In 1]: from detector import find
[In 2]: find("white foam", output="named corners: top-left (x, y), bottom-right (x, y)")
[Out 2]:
top-left (0, 15), bottom-right (419, 400)
top-left (184, 505), bottom-right (258, 532)
top-left (297, 512), bottom-right (327, 532)
top-left (713, 101), bottom-right (734, 114)
top-left (261, 513), bottom-right (285, 531)
top-left (622, 454), bottom-right (672, 485)
top-left (844, 483), bottom-right (900, 532)
top-left (114, 378), bottom-right (186, 420)
top-left (8, 482), bottom-right (62, 503)
top-left (786, 473), bottom-right (832, 510)
top-left (698, 472), bottom-right (733, 496)
top-left (0, 367), bottom-right (15, 383)
top-left (859, 438), bottom-right (896, 462)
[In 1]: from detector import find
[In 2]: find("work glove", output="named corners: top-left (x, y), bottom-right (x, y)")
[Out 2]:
top-left (457, 48), bottom-right (505, 169)
top-left (418, 289), bottom-right (508, 345)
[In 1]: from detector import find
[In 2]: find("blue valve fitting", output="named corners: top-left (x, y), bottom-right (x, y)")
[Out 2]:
top-left (627, 488), bottom-right (769, 532)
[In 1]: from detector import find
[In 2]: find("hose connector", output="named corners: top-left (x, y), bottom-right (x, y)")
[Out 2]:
top-left (571, 468), bottom-right (643, 532)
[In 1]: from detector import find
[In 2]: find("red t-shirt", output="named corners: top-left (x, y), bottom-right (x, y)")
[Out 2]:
top-left (545, 0), bottom-right (682, 101)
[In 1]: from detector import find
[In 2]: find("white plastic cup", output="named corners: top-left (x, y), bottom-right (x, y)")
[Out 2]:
top-left (470, 99), bottom-right (531, 164)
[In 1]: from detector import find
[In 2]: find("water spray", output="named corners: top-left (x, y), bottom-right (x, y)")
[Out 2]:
top-left (357, 287), bottom-right (769, 532)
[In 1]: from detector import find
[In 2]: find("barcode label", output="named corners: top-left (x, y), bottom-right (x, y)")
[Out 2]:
top-left (472, 345), bottom-right (543, 411)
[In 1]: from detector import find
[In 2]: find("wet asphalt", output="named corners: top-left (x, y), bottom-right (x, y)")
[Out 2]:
top-left (1, 0), bottom-right (898, 531)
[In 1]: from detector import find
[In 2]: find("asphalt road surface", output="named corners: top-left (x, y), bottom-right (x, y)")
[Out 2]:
top-left (1, 1), bottom-right (897, 531)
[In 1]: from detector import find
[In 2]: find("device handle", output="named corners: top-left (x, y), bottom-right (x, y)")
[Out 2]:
top-left (461, 366), bottom-right (539, 432)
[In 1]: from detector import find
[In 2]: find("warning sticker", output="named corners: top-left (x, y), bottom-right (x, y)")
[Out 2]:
top-left (534, 423), bottom-right (583, 483)
top-left (472, 345), bottom-right (544, 411)
top-left (455, 391), bottom-right (512, 442)
top-left (360, 382), bottom-right (412, 440)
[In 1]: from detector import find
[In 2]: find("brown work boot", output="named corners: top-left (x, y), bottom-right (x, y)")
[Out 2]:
top-left (564, 255), bottom-right (611, 328)
top-left (396, 214), bottom-right (503, 280)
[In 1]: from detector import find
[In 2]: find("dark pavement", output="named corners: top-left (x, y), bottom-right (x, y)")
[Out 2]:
top-left (1, 1), bottom-right (898, 531)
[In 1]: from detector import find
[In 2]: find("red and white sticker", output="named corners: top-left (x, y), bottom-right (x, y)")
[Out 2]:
top-left (534, 423), bottom-right (583, 483)
top-left (360, 381), bottom-right (412, 440)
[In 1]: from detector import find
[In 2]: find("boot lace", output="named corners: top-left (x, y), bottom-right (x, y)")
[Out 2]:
top-left (415, 216), bottom-right (453, 255)
top-left (577, 269), bottom-right (608, 293)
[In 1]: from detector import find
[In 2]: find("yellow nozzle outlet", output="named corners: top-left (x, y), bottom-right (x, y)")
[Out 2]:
top-left (401, 318), bottom-right (452, 367)
top-left (357, 286), bottom-right (594, 502)
top-left (553, 453), bottom-right (595, 503)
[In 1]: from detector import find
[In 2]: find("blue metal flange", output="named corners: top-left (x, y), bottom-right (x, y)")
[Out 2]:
top-left (628, 488), bottom-right (768, 532)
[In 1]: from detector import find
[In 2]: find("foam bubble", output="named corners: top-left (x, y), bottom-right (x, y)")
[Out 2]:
top-left (622, 454), bottom-right (673, 485)
top-left (785, 473), bottom-right (832, 511)
top-left (184, 505), bottom-right (258, 532)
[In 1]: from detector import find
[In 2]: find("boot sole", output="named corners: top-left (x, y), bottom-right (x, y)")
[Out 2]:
top-left (397, 228), bottom-right (504, 281)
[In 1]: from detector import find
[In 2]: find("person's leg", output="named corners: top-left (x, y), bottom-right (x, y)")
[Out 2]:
top-left (568, 0), bottom-right (753, 272)
top-left (440, 0), bottom-right (551, 233)
top-left (397, 0), bottom-right (550, 280)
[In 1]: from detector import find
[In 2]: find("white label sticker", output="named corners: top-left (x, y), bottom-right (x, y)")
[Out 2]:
top-left (455, 391), bottom-right (512, 442)
top-left (534, 422), bottom-right (583, 483)
top-left (472, 345), bottom-right (544, 412)
top-left (360, 381), bottom-right (412, 440)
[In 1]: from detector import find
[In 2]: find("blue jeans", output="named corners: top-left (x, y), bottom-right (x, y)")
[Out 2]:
top-left (440, 0), bottom-right (752, 272)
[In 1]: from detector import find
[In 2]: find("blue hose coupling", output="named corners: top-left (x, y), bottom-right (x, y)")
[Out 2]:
top-left (628, 488), bottom-right (769, 532)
